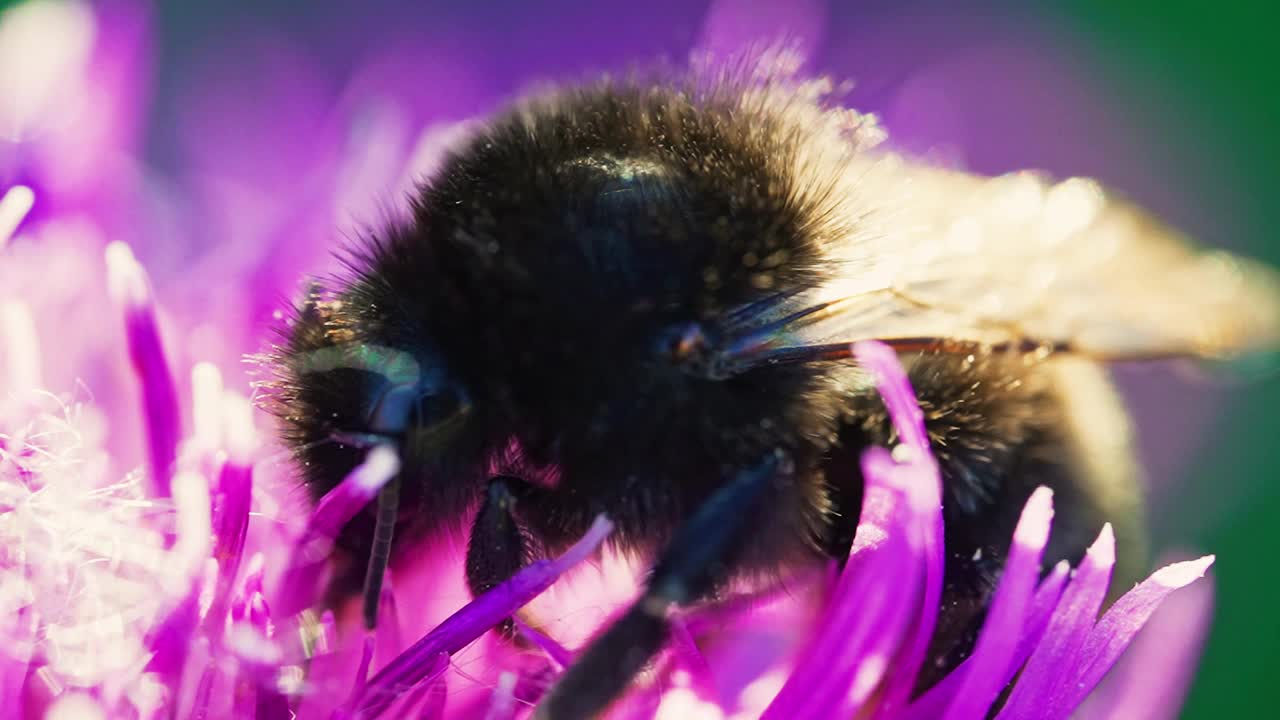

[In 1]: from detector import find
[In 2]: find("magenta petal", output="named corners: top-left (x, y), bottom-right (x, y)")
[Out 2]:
top-left (873, 480), bottom-right (942, 715)
top-left (0, 185), bottom-right (35, 247)
top-left (942, 487), bottom-right (1055, 720)
top-left (763, 446), bottom-right (925, 719)
top-left (1076, 565), bottom-right (1214, 720)
top-left (274, 445), bottom-right (400, 616)
top-left (401, 653), bottom-right (449, 719)
top-left (482, 672), bottom-right (518, 720)
top-left (343, 632), bottom-right (377, 713)
top-left (106, 242), bottom-right (179, 499)
top-left (206, 457), bottom-right (253, 630)
top-left (352, 515), bottom-right (613, 719)
top-left (853, 341), bottom-right (929, 454)
top-left (255, 686), bottom-right (292, 720)
top-left (1015, 561), bottom-right (1074, 676)
top-left (224, 557), bottom-right (290, 720)
top-left (227, 556), bottom-right (280, 668)
top-left (998, 524), bottom-right (1117, 719)
top-left (376, 575), bottom-right (404, 662)
top-left (191, 659), bottom-right (217, 718)
top-left (1062, 555), bottom-right (1215, 711)
top-left (670, 616), bottom-right (717, 700)
top-left (0, 610), bottom-right (37, 713)
top-left (144, 591), bottom-right (200, 685)
top-left (854, 340), bottom-right (945, 715)
top-left (905, 560), bottom-right (1071, 720)
top-left (515, 619), bottom-right (573, 670)
top-left (304, 446), bottom-right (402, 544)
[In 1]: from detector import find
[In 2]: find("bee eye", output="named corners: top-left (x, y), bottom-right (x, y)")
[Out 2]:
top-left (367, 370), bottom-right (470, 440)
top-left (295, 342), bottom-right (468, 443)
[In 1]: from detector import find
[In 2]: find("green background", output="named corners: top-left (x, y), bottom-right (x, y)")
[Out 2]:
top-left (1064, 3), bottom-right (1280, 716)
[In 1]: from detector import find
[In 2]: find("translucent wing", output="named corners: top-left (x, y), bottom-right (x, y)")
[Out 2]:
top-left (795, 154), bottom-right (1280, 360)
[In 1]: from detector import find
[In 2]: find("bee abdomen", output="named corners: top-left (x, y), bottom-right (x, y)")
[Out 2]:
top-left (820, 350), bottom-right (1145, 689)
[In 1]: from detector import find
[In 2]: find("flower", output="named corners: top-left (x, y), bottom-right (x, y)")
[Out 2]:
top-left (0, 1), bottom-right (1218, 718)
top-left (0, 243), bottom-right (1215, 718)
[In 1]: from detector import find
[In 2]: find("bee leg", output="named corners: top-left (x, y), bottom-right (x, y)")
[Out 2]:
top-left (533, 451), bottom-right (784, 720)
top-left (465, 475), bottom-right (530, 633)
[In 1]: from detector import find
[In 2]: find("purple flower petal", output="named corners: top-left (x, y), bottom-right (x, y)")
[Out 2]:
top-left (0, 610), bottom-right (37, 713)
top-left (1062, 555), bottom-right (1215, 710)
top-left (352, 515), bottom-right (613, 719)
top-left (105, 241), bottom-right (179, 500)
top-left (402, 653), bottom-right (449, 719)
top-left (941, 486), bottom-right (1055, 720)
top-left (763, 445), bottom-right (929, 719)
top-left (144, 591), bottom-right (201, 695)
top-left (515, 619), bottom-right (573, 670)
top-left (256, 685), bottom-right (292, 720)
top-left (0, 184), bottom-right (34, 247)
top-left (481, 671), bottom-right (518, 720)
top-left (904, 560), bottom-right (1072, 720)
top-left (997, 523), bottom-right (1117, 719)
top-left (223, 556), bottom-right (291, 720)
top-left (191, 657), bottom-right (217, 719)
top-left (205, 453), bottom-right (253, 632)
top-left (1075, 565), bottom-right (1214, 720)
top-left (343, 632), bottom-right (377, 714)
top-left (853, 341), bottom-right (930, 454)
top-left (377, 575), bottom-right (405, 662)
top-left (855, 340), bottom-right (945, 715)
top-left (274, 445), bottom-right (400, 617)
top-left (145, 471), bottom-right (212, 696)
top-left (670, 616), bottom-right (717, 701)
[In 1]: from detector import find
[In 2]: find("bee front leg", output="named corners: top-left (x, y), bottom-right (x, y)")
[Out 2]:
top-left (533, 451), bottom-right (785, 720)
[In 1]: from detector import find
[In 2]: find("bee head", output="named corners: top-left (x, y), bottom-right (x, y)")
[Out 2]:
top-left (271, 80), bottom-right (848, 507)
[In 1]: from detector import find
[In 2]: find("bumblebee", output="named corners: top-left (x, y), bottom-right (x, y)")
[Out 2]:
top-left (265, 62), bottom-right (1280, 718)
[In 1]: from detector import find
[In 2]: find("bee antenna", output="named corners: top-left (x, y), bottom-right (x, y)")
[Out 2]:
top-left (714, 336), bottom-right (1072, 376)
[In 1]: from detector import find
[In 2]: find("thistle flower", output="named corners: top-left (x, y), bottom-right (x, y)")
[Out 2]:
top-left (0, 1), bottom-right (1221, 718)
top-left (0, 236), bottom-right (1214, 718)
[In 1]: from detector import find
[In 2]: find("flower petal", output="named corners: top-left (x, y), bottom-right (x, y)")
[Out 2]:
top-left (106, 241), bottom-right (179, 499)
top-left (942, 486), bottom-right (1055, 720)
top-left (352, 515), bottom-right (612, 718)
top-left (763, 445), bottom-right (928, 719)
top-left (274, 445), bottom-right (400, 617)
top-left (204, 453), bottom-right (253, 631)
top-left (997, 523), bottom-right (1116, 719)
top-left (1062, 555), bottom-right (1215, 711)
top-left (905, 560), bottom-right (1071, 720)
top-left (1073, 565), bottom-right (1213, 720)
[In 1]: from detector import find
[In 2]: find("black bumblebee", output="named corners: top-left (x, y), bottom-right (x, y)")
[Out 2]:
top-left (264, 60), bottom-right (1280, 718)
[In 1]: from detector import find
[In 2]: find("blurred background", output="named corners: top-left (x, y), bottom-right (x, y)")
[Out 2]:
top-left (2, 0), bottom-right (1275, 715)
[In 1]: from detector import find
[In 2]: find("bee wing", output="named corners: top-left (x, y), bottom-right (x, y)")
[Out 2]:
top-left (801, 155), bottom-right (1280, 359)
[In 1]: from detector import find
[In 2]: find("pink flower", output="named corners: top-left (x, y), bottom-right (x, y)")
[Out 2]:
top-left (0, 250), bottom-right (1213, 717)
top-left (0, 2), bottom-right (1217, 718)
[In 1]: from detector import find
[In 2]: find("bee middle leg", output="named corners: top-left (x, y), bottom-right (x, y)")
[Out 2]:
top-left (533, 451), bottom-right (785, 720)
top-left (464, 475), bottom-right (534, 634)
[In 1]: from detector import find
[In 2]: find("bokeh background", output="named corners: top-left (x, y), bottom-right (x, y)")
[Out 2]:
top-left (2, 0), bottom-right (1275, 716)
